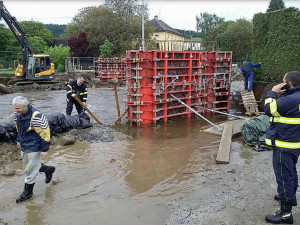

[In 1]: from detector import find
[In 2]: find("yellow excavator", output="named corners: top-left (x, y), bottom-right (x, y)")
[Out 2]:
top-left (0, 1), bottom-right (55, 80)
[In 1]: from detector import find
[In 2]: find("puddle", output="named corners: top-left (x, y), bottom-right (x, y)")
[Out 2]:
top-left (0, 87), bottom-right (251, 225)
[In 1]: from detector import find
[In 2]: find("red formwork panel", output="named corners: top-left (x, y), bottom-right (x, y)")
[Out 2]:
top-left (125, 50), bottom-right (232, 125)
top-left (195, 51), bottom-right (232, 115)
top-left (95, 58), bottom-right (127, 82)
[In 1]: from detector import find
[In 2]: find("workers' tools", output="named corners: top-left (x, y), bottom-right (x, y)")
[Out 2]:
top-left (170, 94), bottom-right (222, 131)
top-left (114, 108), bottom-right (128, 124)
top-left (111, 78), bottom-right (121, 118)
top-left (196, 106), bottom-right (248, 120)
top-left (114, 85), bottom-right (121, 118)
top-left (73, 95), bottom-right (101, 124)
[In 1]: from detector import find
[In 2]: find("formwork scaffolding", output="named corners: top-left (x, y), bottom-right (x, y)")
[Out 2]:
top-left (125, 50), bottom-right (232, 126)
top-left (95, 58), bottom-right (127, 82)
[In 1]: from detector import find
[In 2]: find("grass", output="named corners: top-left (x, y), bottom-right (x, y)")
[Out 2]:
top-left (0, 70), bottom-right (15, 76)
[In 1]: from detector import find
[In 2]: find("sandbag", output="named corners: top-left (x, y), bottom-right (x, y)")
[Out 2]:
top-left (65, 115), bottom-right (81, 129)
top-left (47, 112), bottom-right (70, 136)
top-left (0, 125), bottom-right (10, 142)
top-left (241, 114), bottom-right (272, 151)
top-left (79, 112), bottom-right (93, 129)
top-left (0, 112), bottom-right (93, 142)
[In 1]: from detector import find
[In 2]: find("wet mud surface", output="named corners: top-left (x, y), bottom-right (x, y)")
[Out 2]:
top-left (0, 84), bottom-right (294, 225)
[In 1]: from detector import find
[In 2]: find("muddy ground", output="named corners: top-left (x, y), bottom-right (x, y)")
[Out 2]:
top-left (0, 82), bottom-right (295, 225)
top-left (0, 72), bottom-right (125, 94)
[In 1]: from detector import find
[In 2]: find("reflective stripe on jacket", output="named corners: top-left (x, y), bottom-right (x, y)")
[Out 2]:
top-left (264, 86), bottom-right (300, 149)
top-left (15, 105), bottom-right (50, 152)
top-left (66, 80), bottom-right (88, 102)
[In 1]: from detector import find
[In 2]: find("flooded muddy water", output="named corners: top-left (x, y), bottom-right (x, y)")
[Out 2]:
top-left (0, 85), bottom-right (251, 225)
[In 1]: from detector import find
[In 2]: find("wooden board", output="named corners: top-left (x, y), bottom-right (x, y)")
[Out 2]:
top-left (240, 89), bottom-right (263, 116)
top-left (216, 124), bottom-right (233, 164)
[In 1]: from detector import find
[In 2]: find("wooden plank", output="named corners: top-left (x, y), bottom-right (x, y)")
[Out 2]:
top-left (216, 124), bottom-right (233, 164)
top-left (242, 96), bottom-right (256, 100)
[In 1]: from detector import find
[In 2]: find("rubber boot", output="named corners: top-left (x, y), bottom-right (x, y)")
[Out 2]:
top-left (39, 163), bottom-right (55, 183)
top-left (266, 201), bottom-right (293, 224)
top-left (274, 188), bottom-right (297, 206)
top-left (16, 183), bottom-right (35, 203)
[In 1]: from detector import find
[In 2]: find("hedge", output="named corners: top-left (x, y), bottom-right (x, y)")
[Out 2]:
top-left (253, 8), bottom-right (300, 82)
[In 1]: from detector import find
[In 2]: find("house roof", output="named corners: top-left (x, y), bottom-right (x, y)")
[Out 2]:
top-left (150, 16), bottom-right (184, 37)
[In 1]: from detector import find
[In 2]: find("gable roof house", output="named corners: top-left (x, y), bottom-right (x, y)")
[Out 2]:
top-left (150, 15), bottom-right (185, 41)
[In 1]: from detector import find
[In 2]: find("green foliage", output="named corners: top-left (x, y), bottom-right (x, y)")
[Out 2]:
top-left (57, 64), bottom-right (65, 72)
top-left (65, 2), bottom-right (153, 57)
top-left (44, 45), bottom-right (70, 72)
top-left (267, 0), bottom-right (285, 12)
top-left (28, 36), bottom-right (48, 53)
top-left (205, 19), bottom-right (253, 61)
top-left (19, 21), bottom-right (55, 45)
top-left (253, 9), bottom-right (300, 82)
top-left (100, 40), bottom-right (114, 57)
top-left (0, 24), bottom-right (10, 51)
top-left (45, 24), bottom-right (66, 37)
top-left (176, 29), bottom-right (201, 39)
top-left (196, 12), bottom-right (224, 37)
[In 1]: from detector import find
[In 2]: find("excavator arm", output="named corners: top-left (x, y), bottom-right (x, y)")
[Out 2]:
top-left (0, 1), bottom-right (33, 71)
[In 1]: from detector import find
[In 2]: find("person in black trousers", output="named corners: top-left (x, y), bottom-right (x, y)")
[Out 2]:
top-left (66, 77), bottom-right (88, 115)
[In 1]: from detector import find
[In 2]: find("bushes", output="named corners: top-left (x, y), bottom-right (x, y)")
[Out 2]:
top-left (45, 45), bottom-right (70, 72)
top-left (253, 8), bottom-right (300, 82)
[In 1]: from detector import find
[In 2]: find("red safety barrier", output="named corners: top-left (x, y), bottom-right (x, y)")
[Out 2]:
top-left (126, 50), bottom-right (232, 125)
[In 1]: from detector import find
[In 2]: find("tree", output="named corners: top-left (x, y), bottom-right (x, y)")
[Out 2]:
top-left (44, 45), bottom-right (70, 72)
top-left (104, 0), bottom-right (148, 18)
top-left (19, 21), bottom-right (55, 45)
top-left (196, 12), bottom-right (225, 37)
top-left (267, 0), bottom-right (285, 12)
top-left (65, 2), bottom-right (153, 56)
top-left (45, 24), bottom-right (66, 37)
top-left (68, 32), bottom-right (90, 57)
top-left (0, 24), bottom-right (11, 51)
top-left (100, 40), bottom-right (114, 57)
top-left (205, 19), bottom-right (254, 61)
top-left (28, 36), bottom-right (48, 53)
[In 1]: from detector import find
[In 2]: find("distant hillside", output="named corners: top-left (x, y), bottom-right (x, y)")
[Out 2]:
top-left (45, 24), bottom-right (66, 37)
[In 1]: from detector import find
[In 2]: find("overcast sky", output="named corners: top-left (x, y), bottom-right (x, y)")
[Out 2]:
top-left (2, 0), bottom-right (300, 31)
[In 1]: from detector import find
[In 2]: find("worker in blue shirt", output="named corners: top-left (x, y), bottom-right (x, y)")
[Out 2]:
top-left (264, 71), bottom-right (300, 224)
top-left (241, 61), bottom-right (261, 91)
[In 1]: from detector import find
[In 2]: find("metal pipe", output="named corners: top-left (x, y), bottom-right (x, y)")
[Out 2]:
top-left (141, 0), bottom-right (145, 50)
top-left (196, 106), bottom-right (248, 120)
top-left (170, 94), bottom-right (222, 131)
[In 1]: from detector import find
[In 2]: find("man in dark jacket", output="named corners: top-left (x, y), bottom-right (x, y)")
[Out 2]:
top-left (241, 61), bottom-right (261, 91)
top-left (66, 76), bottom-right (88, 115)
top-left (13, 96), bottom-right (55, 203)
top-left (264, 71), bottom-right (300, 224)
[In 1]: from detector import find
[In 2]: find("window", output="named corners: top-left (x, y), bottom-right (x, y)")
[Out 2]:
top-left (45, 57), bottom-right (50, 66)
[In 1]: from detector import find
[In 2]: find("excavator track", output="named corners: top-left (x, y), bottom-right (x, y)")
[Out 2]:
top-left (15, 80), bottom-right (62, 86)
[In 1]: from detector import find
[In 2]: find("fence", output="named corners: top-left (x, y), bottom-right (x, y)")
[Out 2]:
top-left (65, 57), bottom-right (97, 73)
top-left (131, 39), bottom-right (216, 51)
top-left (0, 51), bottom-right (19, 69)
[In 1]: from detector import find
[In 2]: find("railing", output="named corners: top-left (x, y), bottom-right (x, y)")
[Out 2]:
top-left (131, 39), bottom-right (216, 51)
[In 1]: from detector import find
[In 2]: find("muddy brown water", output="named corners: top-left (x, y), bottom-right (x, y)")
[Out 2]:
top-left (0, 86), bottom-right (251, 225)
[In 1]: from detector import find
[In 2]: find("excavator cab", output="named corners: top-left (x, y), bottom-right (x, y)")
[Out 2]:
top-left (15, 55), bottom-right (55, 80)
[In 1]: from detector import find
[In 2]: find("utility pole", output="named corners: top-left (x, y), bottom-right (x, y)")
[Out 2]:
top-left (141, 0), bottom-right (145, 50)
